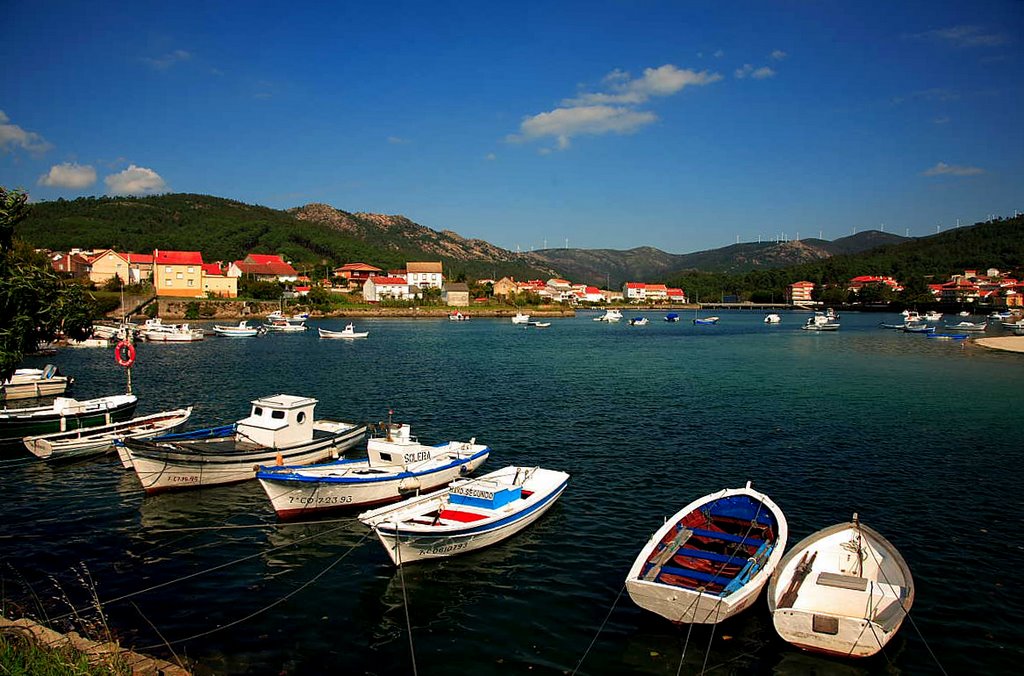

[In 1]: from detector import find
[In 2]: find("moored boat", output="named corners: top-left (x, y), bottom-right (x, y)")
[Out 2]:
top-left (901, 324), bottom-right (935, 334)
top-left (511, 312), bottom-right (530, 324)
top-left (213, 321), bottom-right (262, 337)
top-left (943, 321), bottom-right (986, 332)
top-left (664, 313), bottom-right (680, 322)
top-left (358, 465), bottom-right (570, 566)
top-left (448, 311), bottom-right (470, 321)
top-left (318, 324), bottom-right (368, 339)
top-left (594, 309), bottom-right (622, 322)
top-left (0, 394), bottom-right (138, 445)
top-left (23, 407), bottom-right (193, 460)
top-left (767, 514), bottom-right (914, 658)
top-left (802, 313), bottom-right (840, 331)
top-left (625, 481), bottom-right (787, 624)
top-left (527, 321), bottom-right (551, 328)
top-left (142, 318), bottom-right (205, 342)
top-left (119, 394), bottom-right (366, 493)
top-left (694, 315), bottom-right (720, 325)
top-left (629, 316), bottom-right (649, 326)
top-left (1, 365), bottom-right (73, 402)
top-left (257, 422), bottom-right (490, 518)
top-left (764, 313), bottom-right (782, 324)
top-left (263, 318), bottom-right (308, 332)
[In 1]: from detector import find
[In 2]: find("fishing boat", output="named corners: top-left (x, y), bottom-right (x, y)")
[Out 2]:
top-left (318, 324), bottom-right (368, 339)
top-left (802, 313), bottom-right (840, 331)
top-left (943, 321), bottom-right (986, 332)
top-left (23, 407), bottom-right (193, 461)
top-left (263, 318), bottom-right (308, 332)
top-left (257, 421), bottom-right (490, 518)
top-left (527, 321), bottom-right (551, 328)
top-left (448, 311), bottom-right (470, 321)
top-left (358, 465), bottom-right (570, 566)
top-left (926, 333), bottom-right (968, 341)
top-left (664, 313), bottom-right (680, 323)
top-left (213, 321), bottom-right (262, 337)
top-left (879, 322), bottom-right (906, 330)
top-left (594, 309), bottom-right (622, 322)
top-left (0, 394), bottom-right (139, 445)
top-left (142, 319), bottom-right (205, 342)
top-left (767, 514), bottom-right (914, 658)
top-left (625, 481), bottom-right (787, 624)
top-left (923, 310), bottom-right (943, 322)
top-left (119, 394), bottom-right (366, 493)
top-left (511, 312), bottom-right (530, 325)
top-left (1, 365), bottom-right (73, 402)
top-left (901, 324), bottom-right (935, 334)
top-left (764, 313), bottom-right (782, 324)
top-left (267, 310), bottom-right (309, 323)
top-left (629, 317), bottom-right (649, 326)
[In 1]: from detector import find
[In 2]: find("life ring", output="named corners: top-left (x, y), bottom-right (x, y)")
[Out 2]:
top-left (115, 340), bottom-right (136, 367)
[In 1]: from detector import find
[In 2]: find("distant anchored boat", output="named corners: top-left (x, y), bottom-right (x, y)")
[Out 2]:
top-left (1, 365), bottom-right (73, 402)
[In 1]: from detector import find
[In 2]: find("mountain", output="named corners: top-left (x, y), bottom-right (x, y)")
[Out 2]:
top-left (527, 231), bottom-right (910, 287)
top-left (15, 194), bottom-right (557, 281)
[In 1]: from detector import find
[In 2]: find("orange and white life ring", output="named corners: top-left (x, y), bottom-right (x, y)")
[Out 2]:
top-left (115, 340), bottom-right (136, 367)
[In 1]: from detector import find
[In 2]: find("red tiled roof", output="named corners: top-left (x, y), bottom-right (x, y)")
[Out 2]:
top-left (127, 253), bottom-right (153, 264)
top-left (625, 282), bottom-right (645, 289)
top-left (235, 260), bottom-right (297, 276)
top-left (646, 284), bottom-right (668, 291)
top-left (337, 262), bottom-right (382, 272)
top-left (202, 263), bottom-right (224, 276)
top-left (246, 254), bottom-right (287, 265)
top-left (154, 250), bottom-right (203, 265)
top-left (585, 286), bottom-right (600, 294)
top-left (369, 276), bottom-right (409, 285)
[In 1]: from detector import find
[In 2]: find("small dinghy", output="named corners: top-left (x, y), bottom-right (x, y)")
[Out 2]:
top-left (625, 481), bottom-right (787, 624)
top-left (213, 321), bottom-right (261, 337)
top-left (358, 465), bottom-right (569, 565)
top-left (629, 317), bottom-right (649, 326)
top-left (767, 514), bottom-right (914, 658)
top-left (0, 394), bottom-right (138, 445)
top-left (23, 407), bottom-right (193, 460)
top-left (1, 365), bottom-right (73, 402)
top-left (664, 313), bottom-right (680, 323)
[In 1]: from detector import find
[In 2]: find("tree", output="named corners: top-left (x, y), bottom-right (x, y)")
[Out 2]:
top-left (1, 187), bottom-right (95, 379)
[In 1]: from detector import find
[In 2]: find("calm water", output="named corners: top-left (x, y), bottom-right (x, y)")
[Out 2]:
top-left (2, 310), bottom-right (1022, 675)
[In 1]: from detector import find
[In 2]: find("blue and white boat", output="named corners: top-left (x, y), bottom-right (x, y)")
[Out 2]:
top-left (256, 422), bottom-right (489, 518)
top-left (625, 481), bottom-right (788, 624)
top-left (358, 465), bottom-right (570, 565)
top-left (693, 315), bottom-right (720, 325)
top-left (629, 316), bottom-right (649, 326)
top-left (664, 313), bottom-right (680, 322)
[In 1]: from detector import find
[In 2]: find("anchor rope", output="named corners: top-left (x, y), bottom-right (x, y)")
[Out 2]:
top-left (570, 582), bottom-right (625, 676)
top-left (395, 524), bottom-right (418, 676)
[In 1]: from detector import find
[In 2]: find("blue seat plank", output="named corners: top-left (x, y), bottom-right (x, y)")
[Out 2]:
top-left (674, 548), bottom-right (748, 566)
top-left (690, 528), bottom-right (765, 547)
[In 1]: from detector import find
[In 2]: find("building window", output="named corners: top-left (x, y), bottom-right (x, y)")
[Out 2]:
top-left (165, 266), bottom-right (172, 273)
top-left (187, 267), bottom-right (194, 274)
top-left (176, 272), bottom-right (183, 279)
top-left (165, 279), bottom-right (172, 286)
top-left (187, 279), bottom-right (194, 287)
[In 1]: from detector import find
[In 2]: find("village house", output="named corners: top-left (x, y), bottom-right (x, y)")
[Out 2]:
top-left (363, 276), bottom-right (412, 303)
top-left (333, 262), bottom-right (383, 287)
top-left (847, 275), bottom-right (902, 293)
top-left (127, 253), bottom-right (153, 283)
top-left (786, 281), bottom-right (815, 305)
top-left (201, 263), bottom-right (238, 298)
top-left (492, 276), bottom-right (518, 298)
top-left (154, 250), bottom-right (204, 298)
top-left (50, 252), bottom-right (92, 278)
top-left (442, 282), bottom-right (470, 307)
top-left (228, 254), bottom-right (299, 282)
top-left (667, 287), bottom-right (687, 303)
top-left (406, 261), bottom-right (444, 291)
top-left (623, 282), bottom-right (646, 302)
top-left (87, 249), bottom-right (131, 285)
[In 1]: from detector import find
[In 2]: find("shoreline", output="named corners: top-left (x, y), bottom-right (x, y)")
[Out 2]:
top-left (974, 336), bottom-right (1024, 354)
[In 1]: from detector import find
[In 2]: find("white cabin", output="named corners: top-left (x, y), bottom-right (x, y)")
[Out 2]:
top-left (236, 394), bottom-right (317, 448)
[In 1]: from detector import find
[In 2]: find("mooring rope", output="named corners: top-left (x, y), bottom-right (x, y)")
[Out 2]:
top-left (571, 582), bottom-right (625, 675)
top-left (395, 525), bottom-right (418, 676)
top-left (135, 530), bottom-right (371, 651)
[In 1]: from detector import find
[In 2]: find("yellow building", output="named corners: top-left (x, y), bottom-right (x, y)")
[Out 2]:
top-left (202, 263), bottom-right (238, 298)
top-left (154, 250), bottom-right (204, 297)
top-left (87, 250), bottom-right (131, 285)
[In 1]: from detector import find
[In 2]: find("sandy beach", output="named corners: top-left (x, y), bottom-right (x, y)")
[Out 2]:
top-left (975, 336), bottom-right (1024, 354)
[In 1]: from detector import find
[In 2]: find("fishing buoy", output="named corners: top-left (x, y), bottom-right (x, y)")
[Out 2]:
top-left (398, 477), bottom-right (421, 492)
top-left (114, 340), bottom-right (136, 367)
top-left (276, 452), bottom-right (284, 466)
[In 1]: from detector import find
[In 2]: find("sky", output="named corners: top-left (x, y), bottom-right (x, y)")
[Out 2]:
top-left (2, 0), bottom-right (1022, 254)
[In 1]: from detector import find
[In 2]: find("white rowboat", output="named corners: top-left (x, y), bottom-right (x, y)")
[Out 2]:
top-left (23, 407), bottom-right (193, 460)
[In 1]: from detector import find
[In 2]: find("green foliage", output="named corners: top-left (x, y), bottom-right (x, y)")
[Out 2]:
top-left (0, 632), bottom-right (130, 675)
top-left (184, 302), bottom-right (200, 320)
top-left (1, 188), bottom-right (96, 378)
top-left (238, 278), bottom-right (284, 300)
top-left (101, 275), bottom-right (123, 291)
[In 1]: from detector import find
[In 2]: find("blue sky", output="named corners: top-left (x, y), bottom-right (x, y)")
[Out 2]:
top-left (2, 1), bottom-right (1021, 253)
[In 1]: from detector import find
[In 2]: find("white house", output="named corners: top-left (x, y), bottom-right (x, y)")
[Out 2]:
top-left (406, 261), bottom-right (444, 291)
top-left (624, 282), bottom-right (647, 302)
top-left (363, 276), bottom-right (412, 302)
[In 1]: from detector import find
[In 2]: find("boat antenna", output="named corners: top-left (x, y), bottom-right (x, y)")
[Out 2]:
top-left (386, 409), bottom-right (393, 442)
top-left (853, 512), bottom-right (863, 576)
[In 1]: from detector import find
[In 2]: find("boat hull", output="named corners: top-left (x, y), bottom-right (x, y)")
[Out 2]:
top-left (0, 396), bottom-right (138, 445)
top-left (23, 408), bottom-right (193, 460)
top-left (125, 423), bottom-right (366, 493)
top-left (625, 483), bottom-right (788, 625)
top-left (1, 372), bottom-right (72, 402)
top-left (767, 521), bottom-right (914, 658)
top-left (258, 447), bottom-right (489, 518)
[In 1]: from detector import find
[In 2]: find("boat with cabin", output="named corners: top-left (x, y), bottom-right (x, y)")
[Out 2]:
top-left (629, 316), bottom-right (649, 326)
top-left (511, 312), bottom-right (530, 325)
top-left (594, 309), bottom-right (622, 322)
top-left (213, 321), bottom-right (262, 337)
top-left (23, 407), bottom-right (193, 461)
top-left (1, 365), bottom-right (73, 402)
top-left (142, 319), bottom-right (205, 342)
top-left (943, 321), bottom-right (986, 332)
top-left (257, 421), bottom-right (490, 518)
top-left (358, 465), bottom-right (570, 565)
top-left (802, 312), bottom-right (840, 331)
top-left (263, 318), bottom-right (308, 332)
top-left (448, 311), bottom-right (470, 321)
top-left (0, 394), bottom-right (139, 445)
top-left (764, 313), bottom-right (782, 324)
top-left (318, 324), bottom-right (368, 339)
top-left (625, 481), bottom-right (787, 624)
top-left (118, 395), bottom-right (366, 493)
top-left (767, 514), bottom-right (914, 658)
top-left (664, 313), bottom-right (680, 323)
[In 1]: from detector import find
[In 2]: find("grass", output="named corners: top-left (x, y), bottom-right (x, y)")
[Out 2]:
top-left (0, 627), bottom-right (130, 675)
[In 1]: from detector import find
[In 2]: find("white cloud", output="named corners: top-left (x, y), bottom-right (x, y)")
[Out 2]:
top-left (564, 65), bottom-right (722, 106)
top-left (933, 115), bottom-right (951, 125)
top-left (713, 50), bottom-right (725, 59)
top-left (485, 153), bottom-right (496, 161)
top-left (144, 49), bottom-right (192, 70)
top-left (922, 162), bottom-right (984, 176)
top-left (104, 165), bottom-right (168, 195)
top-left (735, 64), bottom-right (776, 79)
top-left (513, 106), bottom-right (658, 150)
top-left (0, 110), bottom-right (52, 154)
top-left (38, 162), bottom-right (97, 189)
top-left (907, 25), bottom-right (1006, 47)
top-left (770, 50), bottom-right (787, 60)
top-left (387, 136), bottom-right (410, 144)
